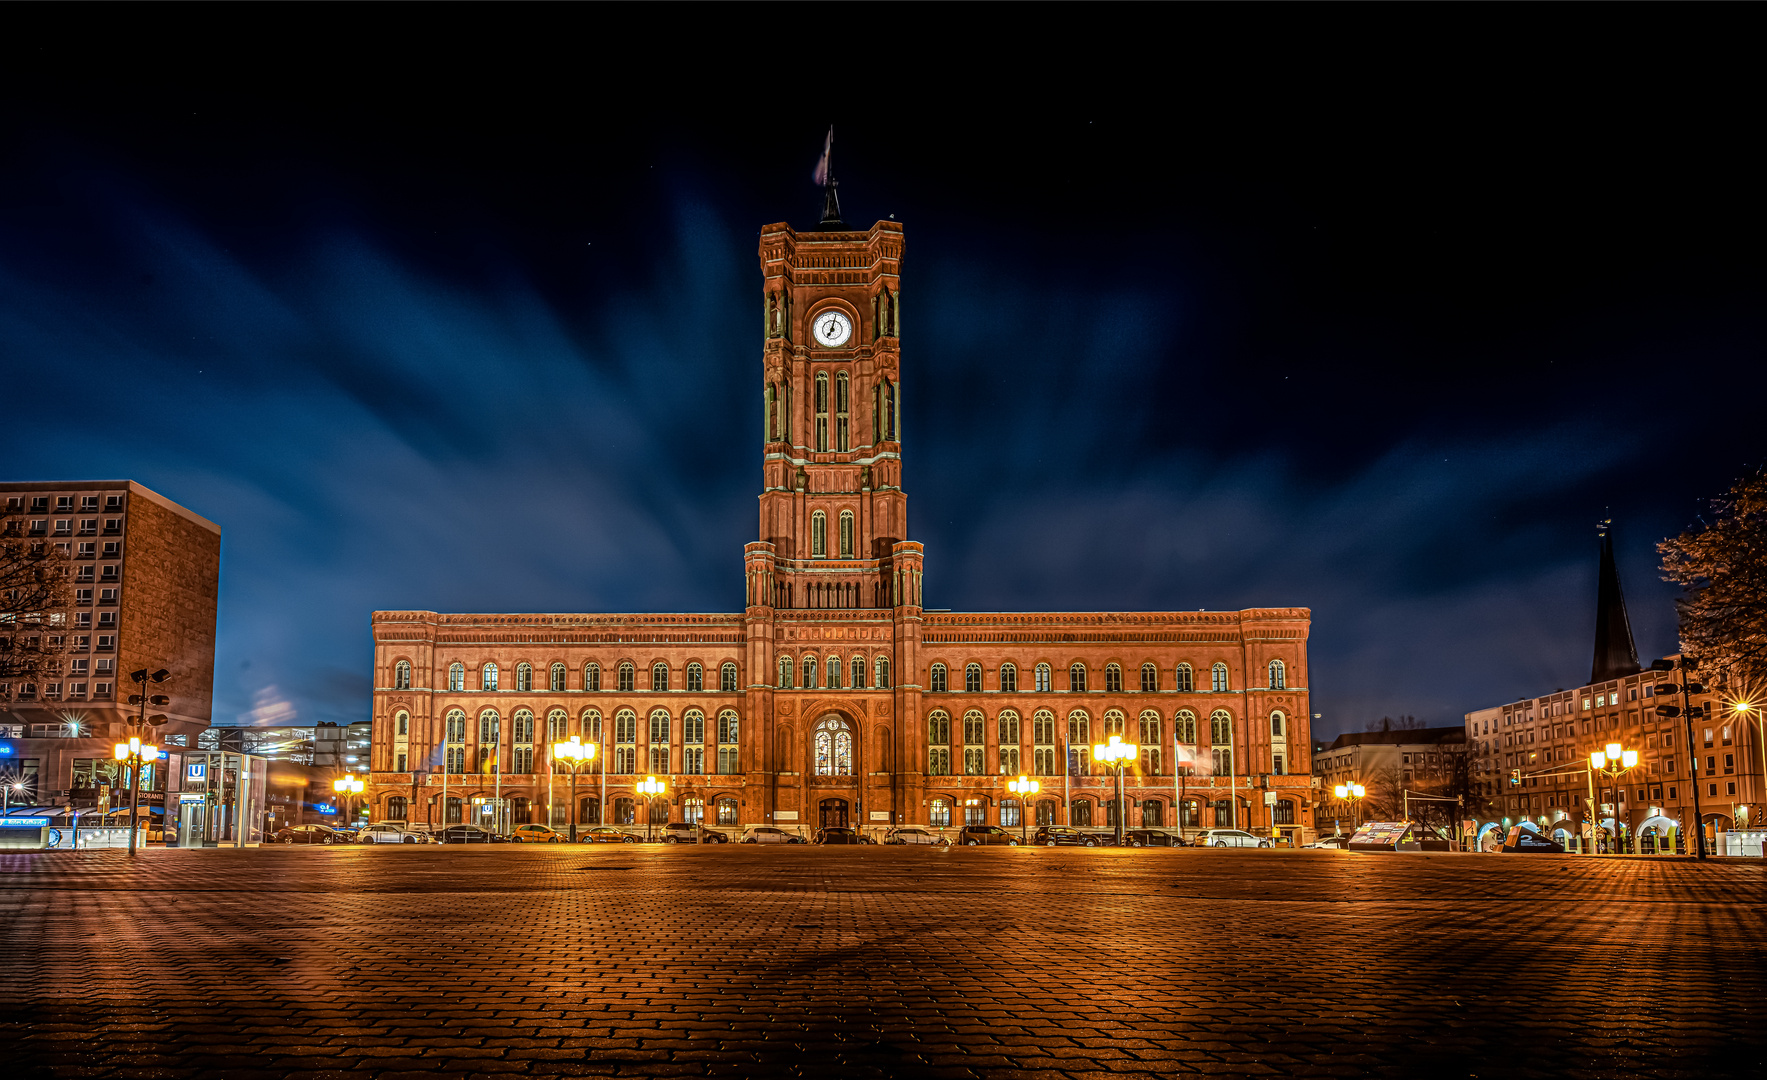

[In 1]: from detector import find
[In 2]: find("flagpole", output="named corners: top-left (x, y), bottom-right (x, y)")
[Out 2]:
top-left (1063, 729), bottom-right (1071, 826)
top-left (1230, 715), bottom-right (1238, 830)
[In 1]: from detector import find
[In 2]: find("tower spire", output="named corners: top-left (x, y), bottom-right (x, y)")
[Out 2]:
top-left (813, 125), bottom-right (844, 229)
top-left (1591, 518), bottom-right (1641, 684)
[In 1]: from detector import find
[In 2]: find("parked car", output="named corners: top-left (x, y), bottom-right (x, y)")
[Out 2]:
top-left (581, 826), bottom-right (639, 844)
top-left (1121, 828), bottom-right (1189, 848)
top-left (741, 826), bottom-right (804, 844)
top-left (511, 824), bottom-right (565, 844)
top-left (661, 822), bottom-right (731, 844)
top-left (814, 826), bottom-right (867, 845)
top-left (884, 827), bottom-right (945, 846)
top-left (1195, 828), bottom-right (1271, 848)
top-left (273, 824), bottom-right (343, 845)
top-left (357, 823), bottom-right (428, 844)
top-left (1305, 835), bottom-right (1350, 849)
top-left (1033, 826), bottom-right (1098, 847)
top-left (436, 824), bottom-right (509, 844)
top-left (957, 825), bottom-right (1019, 846)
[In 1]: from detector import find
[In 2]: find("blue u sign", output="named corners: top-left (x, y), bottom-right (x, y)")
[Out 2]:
top-left (187, 762), bottom-right (207, 781)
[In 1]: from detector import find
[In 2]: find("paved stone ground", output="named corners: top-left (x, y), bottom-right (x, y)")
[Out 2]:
top-left (3, 846), bottom-right (1764, 1079)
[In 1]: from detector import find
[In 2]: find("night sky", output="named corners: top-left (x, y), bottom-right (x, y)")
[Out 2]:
top-left (2, 14), bottom-right (1760, 740)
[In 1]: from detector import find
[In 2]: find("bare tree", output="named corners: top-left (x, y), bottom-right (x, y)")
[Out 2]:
top-left (1364, 714), bottom-right (1425, 733)
top-left (1661, 467), bottom-right (1767, 683)
top-left (0, 503), bottom-right (73, 689)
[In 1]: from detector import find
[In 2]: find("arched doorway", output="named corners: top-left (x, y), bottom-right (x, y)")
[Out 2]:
top-left (819, 798), bottom-right (849, 829)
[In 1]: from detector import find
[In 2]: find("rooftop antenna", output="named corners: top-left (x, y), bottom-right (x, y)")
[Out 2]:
top-left (813, 125), bottom-right (844, 229)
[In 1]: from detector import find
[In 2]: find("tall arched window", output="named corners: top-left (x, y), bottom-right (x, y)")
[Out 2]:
top-left (965, 663), bottom-right (982, 693)
top-left (1067, 712), bottom-right (1091, 776)
top-left (394, 660), bottom-right (411, 690)
top-left (1211, 663), bottom-right (1229, 693)
top-left (648, 709), bottom-right (671, 772)
top-left (850, 656), bottom-right (865, 690)
top-left (927, 711), bottom-right (951, 776)
top-left (614, 710), bottom-right (637, 773)
top-left (550, 663), bottom-right (566, 692)
top-left (448, 663), bottom-right (465, 692)
top-left (478, 710), bottom-right (501, 773)
top-left (826, 656), bottom-right (841, 689)
top-left (998, 710), bottom-right (1021, 775)
top-left (716, 795), bottom-right (739, 825)
top-left (512, 710), bottom-right (535, 772)
top-left (717, 711), bottom-right (740, 774)
top-left (814, 715), bottom-right (853, 776)
top-left (839, 510), bottom-right (853, 557)
top-left (651, 663), bottom-right (669, 692)
top-left (1105, 664), bottom-right (1122, 692)
top-left (812, 511), bottom-right (827, 557)
top-left (1140, 664), bottom-right (1157, 693)
top-left (721, 662), bottom-right (738, 691)
top-left (513, 710), bottom-right (534, 743)
top-left (802, 655), bottom-right (818, 690)
top-left (874, 656), bottom-right (890, 689)
top-left (618, 663), bottom-right (634, 692)
top-left (883, 378), bottom-right (897, 440)
top-left (515, 663), bottom-right (532, 692)
top-left (584, 663), bottom-right (601, 691)
top-left (1102, 709), bottom-right (1126, 737)
top-left (999, 663), bottom-right (1018, 692)
top-left (929, 663), bottom-right (947, 693)
top-left (1270, 710), bottom-right (1285, 737)
top-left (766, 382), bottom-right (779, 440)
top-left (444, 709), bottom-right (466, 773)
top-left (482, 663), bottom-right (499, 691)
top-left (1268, 660), bottom-right (1286, 689)
top-left (1032, 710), bottom-right (1057, 775)
top-left (1175, 709), bottom-right (1198, 744)
top-left (835, 371), bottom-right (850, 452)
top-left (778, 657), bottom-right (794, 689)
top-left (1035, 664), bottom-right (1052, 692)
top-left (546, 709), bottom-right (568, 743)
top-left (682, 710), bottom-right (705, 774)
top-left (686, 663), bottom-right (703, 692)
top-left (395, 711), bottom-right (409, 736)
top-left (1069, 664), bottom-right (1087, 692)
top-left (581, 709), bottom-right (602, 742)
top-left (962, 710), bottom-right (985, 775)
top-left (1139, 711), bottom-right (1162, 775)
top-left (1174, 663), bottom-right (1193, 693)
top-left (1210, 710), bottom-right (1232, 745)
top-left (815, 372), bottom-right (829, 451)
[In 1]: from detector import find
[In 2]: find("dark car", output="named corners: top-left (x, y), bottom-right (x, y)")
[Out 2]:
top-left (662, 822), bottom-right (731, 844)
top-left (273, 824), bottom-right (342, 845)
top-left (436, 824), bottom-right (509, 844)
top-left (1033, 826), bottom-right (1099, 847)
top-left (814, 826), bottom-right (865, 845)
top-left (958, 825), bottom-right (1019, 846)
top-left (1121, 828), bottom-right (1189, 848)
top-left (581, 827), bottom-right (639, 844)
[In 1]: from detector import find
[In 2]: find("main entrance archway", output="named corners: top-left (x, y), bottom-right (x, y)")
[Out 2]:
top-left (819, 798), bottom-right (849, 829)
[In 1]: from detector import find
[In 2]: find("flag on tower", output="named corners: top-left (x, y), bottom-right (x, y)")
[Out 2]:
top-left (812, 126), bottom-right (833, 186)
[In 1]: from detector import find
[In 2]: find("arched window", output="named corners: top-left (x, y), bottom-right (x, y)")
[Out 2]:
top-left (512, 710), bottom-right (535, 772)
top-left (550, 663), bottom-right (566, 692)
top-left (802, 655), bottom-right (818, 690)
top-left (1273, 799), bottom-right (1296, 825)
top-left (1270, 710), bottom-right (1286, 737)
top-left (515, 663), bottom-right (533, 692)
top-left (928, 710), bottom-right (951, 744)
top-left (812, 511), bottom-right (827, 557)
top-left (395, 711), bottom-right (409, 736)
top-left (479, 709), bottom-right (500, 742)
top-left (448, 663), bottom-right (465, 692)
top-left (681, 796), bottom-right (704, 824)
top-left (1140, 664), bottom-right (1157, 693)
top-left (651, 663), bottom-right (669, 692)
top-left (721, 662), bottom-right (738, 692)
top-left (513, 710), bottom-right (534, 743)
top-left (1139, 711), bottom-right (1162, 774)
top-left (582, 709), bottom-right (602, 741)
top-left (874, 656), bottom-right (890, 689)
top-left (815, 372), bottom-right (830, 452)
top-left (386, 796), bottom-right (408, 821)
top-left (835, 371), bottom-right (850, 452)
top-left (648, 709), bottom-right (671, 772)
top-left (614, 710), bottom-right (637, 773)
top-left (999, 663), bottom-right (1017, 693)
top-left (686, 663), bottom-right (703, 692)
top-left (998, 710), bottom-right (1021, 775)
top-left (716, 796), bottom-right (739, 825)
top-left (1268, 659), bottom-right (1286, 689)
top-left (826, 656), bottom-right (841, 689)
top-left (965, 663), bottom-right (982, 693)
top-left (1105, 664), bottom-right (1122, 693)
top-left (929, 797), bottom-right (950, 828)
top-left (838, 511), bottom-right (854, 559)
top-left (1069, 664), bottom-right (1087, 693)
top-left (1032, 710), bottom-right (1057, 776)
top-left (717, 711), bottom-right (740, 774)
top-left (618, 663), bottom-right (634, 692)
top-left (482, 663), bottom-right (499, 691)
top-left (929, 663), bottom-right (947, 693)
top-left (927, 711), bottom-right (951, 775)
top-left (394, 660), bottom-right (411, 690)
top-left (478, 710), bottom-right (501, 773)
top-left (682, 710), bottom-right (705, 774)
top-left (445, 709), bottom-right (466, 743)
top-left (850, 655), bottom-right (865, 689)
top-left (1067, 710), bottom-right (1090, 749)
top-left (584, 663), bottom-right (601, 691)
top-left (1102, 709), bottom-right (1126, 737)
top-left (1210, 710), bottom-right (1232, 745)
top-left (1035, 664), bottom-right (1052, 692)
top-left (778, 657), bottom-right (794, 689)
top-left (766, 381), bottom-right (778, 440)
top-left (546, 709), bottom-right (568, 742)
top-left (1174, 663), bottom-right (1193, 693)
top-left (1175, 709), bottom-right (1198, 744)
top-left (814, 715), bottom-right (853, 776)
top-left (1211, 663), bottom-right (1229, 692)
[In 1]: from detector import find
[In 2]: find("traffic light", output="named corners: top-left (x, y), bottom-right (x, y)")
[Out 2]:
top-left (1510, 769), bottom-right (1521, 786)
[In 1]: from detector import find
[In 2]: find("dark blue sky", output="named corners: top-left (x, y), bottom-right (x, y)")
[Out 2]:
top-left (2, 13), bottom-right (1761, 738)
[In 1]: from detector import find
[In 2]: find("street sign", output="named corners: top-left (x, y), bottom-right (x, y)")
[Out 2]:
top-left (1263, 791), bottom-right (1278, 806)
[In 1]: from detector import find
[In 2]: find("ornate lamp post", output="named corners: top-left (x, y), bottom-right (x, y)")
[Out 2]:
top-left (1732, 700), bottom-right (1766, 830)
top-left (112, 735), bottom-right (160, 856)
top-left (1333, 782), bottom-right (1367, 832)
top-left (550, 736), bottom-right (596, 843)
top-left (1008, 775), bottom-right (1040, 845)
top-left (637, 775), bottom-right (667, 842)
top-left (1091, 734), bottom-right (1138, 846)
top-left (332, 775), bottom-right (364, 826)
top-left (1591, 742), bottom-right (1638, 854)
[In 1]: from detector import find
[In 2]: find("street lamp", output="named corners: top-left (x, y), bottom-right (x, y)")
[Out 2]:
top-left (1591, 742), bottom-right (1638, 854)
top-left (1731, 700), bottom-right (1766, 830)
top-left (1008, 775), bottom-right (1040, 845)
top-left (637, 775), bottom-right (667, 842)
top-left (550, 736), bottom-right (597, 842)
top-left (1333, 782), bottom-right (1367, 832)
top-left (1091, 734), bottom-right (1138, 846)
top-left (112, 735), bottom-right (160, 856)
top-left (332, 775), bottom-right (364, 826)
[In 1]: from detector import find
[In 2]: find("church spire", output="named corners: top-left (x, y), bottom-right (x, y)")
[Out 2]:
top-left (1591, 519), bottom-right (1641, 684)
top-left (812, 125), bottom-right (844, 229)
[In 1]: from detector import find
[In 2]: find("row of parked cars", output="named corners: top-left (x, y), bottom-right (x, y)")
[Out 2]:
top-left (274, 821), bottom-right (1280, 847)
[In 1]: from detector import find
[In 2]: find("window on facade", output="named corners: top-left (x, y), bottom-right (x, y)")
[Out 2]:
top-left (1211, 663), bottom-right (1229, 692)
top-left (839, 511), bottom-right (853, 558)
top-left (802, 656), bottom-right (818, 690)
top-left (614, 797), bottom-right (635, 825)
top-left (963, 710), bottom-right (985, 749)
top-left (1032, 711), bottom-right (1056, 775)
top-left (1098, 709), bottom-right (1122, 737)
top-left (1139, 710), bottom-right (1161, 749)
top-left (1270, 711), bottom-right (1286, 737)
top-left (814, 716), bottom-right (853, 776)
top-left (850, 656), bottom-right (865, 690)
top-left (1000, 664), bottom-right (1018, 692)
top-left (482, 663), bottom-right (499, 691)
top-left (510, 663), bottom-right (528, 692)
top-left (812, 511), bottom-right (827, 557)
top-left (874, 657), bottom-right (891, 689)
top-left (928, 747), bottom-right (951, 775)
top-left (585, 663), bottom-right (601, 691)
top-left (965, 663), bottom-right (982, 693)
top-left (835, 371), bottom-right (850, 452)
top-left (1272, 753), bottom-right (1286, 776)
top-left (394, 660), bottom-right (411, 690)
top-left (778, 657), bottom-right (794, 689)
top-left (827, 656), bottom-right (841, 689)
top-left (930, 663), bottom-right (947, 693)
top-left (546, 709), bottom-right (568, 743)
top-left (386, 796), bottom-right (408, 820)
top-left (1174, 710), bottom-right (1198, 745)
top-left (1139, 663), bottom-right (1157, 693)
top-left (1001, 798), bottom-right (1021, 828)
top-left (614, 710), bottom-right (637, 773)
top-left (929, 798), bottom-right (951, 827)
top-left (448, 663), bottom-right (465, 692)
top-left (648, 710), bottom-right (671, 772)
top-left (618, 663), bottom-right (634, 692)
top-left (1070, 800), bottom-right (1093, 826)
top-left (445, 709), bottom-right (466, 743)
top-left (513, 710), bottom-right (534, 744)
top-left (550, 663), bottom-right (566, 692)
top-left (721, 662), bottom-right (738, 692)
top-left (1272, 799), bottom-right (1296, 825)
top-left (1210, 710), bottom-right (1232, 746)
top-left (717, 711), bottom-right (740, 774)
top-left (683, 708), bottom-right (705, 767)
top-left (1035, 664), bottom-right (1052, 692)
top-left (1105, 664), bottom-right (1122, 693)
top-left (716, 796), bottom-right (739, 825)
top-left (1174, 663), bottom-right (1193, 693)
top-left (686, 663), bottom-right (703, 692)
top-left (582, 710), bottom-right (602, 741)
top-left (815, 372), bottom-right (829, 452)
top-left (651, 663), bottom-right (669, 692)
top-left (1069, 664), bottom-right (1087, 692)
top-left (396, 711), bottom-right (409, 736)
top-left (1268, 659), bottom-right (1286, 689)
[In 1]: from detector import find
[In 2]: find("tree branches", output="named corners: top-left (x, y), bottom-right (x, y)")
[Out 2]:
top-left (0, 505), bottom-right (73, 686)
top-left (1660, 467), bottom-right (1767, 683)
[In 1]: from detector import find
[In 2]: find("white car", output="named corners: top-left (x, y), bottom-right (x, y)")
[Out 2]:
top-left (740, 826), bottom-right (800, 844)
top-left (1195, 828), bottom-right (1271, 848)
top-left (357, 823), bottom-right (429, 844)
top-left (883, 827), bottom-right (944, 845)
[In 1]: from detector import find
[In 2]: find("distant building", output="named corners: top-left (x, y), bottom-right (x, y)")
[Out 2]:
top-left (198, 721), bottom-right (371, 775)
top-left (1313, 726), bottom-right (1468, 832)
top-left (0, 481), bottom-right (220, 819)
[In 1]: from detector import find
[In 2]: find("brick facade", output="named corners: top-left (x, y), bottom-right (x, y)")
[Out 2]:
top-left (369, 219), bottom-right (1315, 841)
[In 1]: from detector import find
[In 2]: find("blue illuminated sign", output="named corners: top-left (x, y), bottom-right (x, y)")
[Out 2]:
top-left (0, 745), bottom-right (14, 756)
top-left (0, 817), bottom-right (50, 828)
top-left (314, 803), bottom-right (336, 814)
top-left (186, 762), bottom-right (206, 781)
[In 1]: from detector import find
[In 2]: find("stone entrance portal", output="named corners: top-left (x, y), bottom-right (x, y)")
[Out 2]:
top-left (819, 798), bottom-right (849, 829)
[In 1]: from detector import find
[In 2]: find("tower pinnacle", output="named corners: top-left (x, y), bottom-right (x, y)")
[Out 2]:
top-left (813, 126), bottom-right (844, 229)
top-left (1591, 519), bottom-right (1641, 684)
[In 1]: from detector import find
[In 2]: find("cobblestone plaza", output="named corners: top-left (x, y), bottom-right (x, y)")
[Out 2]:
top-left (5, 847), bottom-right (1765, 1078)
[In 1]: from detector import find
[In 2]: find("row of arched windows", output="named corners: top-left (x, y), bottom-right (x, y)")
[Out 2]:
top-left (920, 707), bottom-right (1291, 777)
top-left (430, 706), bottom-right (741, 776)
top-left (425, 660), bottom-right (741, 694)
top-left (924, 660), bottom-right (1289, 693)
top-left (777, 654), bottom-right (891, 690)
top-left (809, 510), bottom-right (856, 558)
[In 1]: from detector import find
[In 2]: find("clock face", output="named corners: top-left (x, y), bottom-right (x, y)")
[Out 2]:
top-left (812, 309), bottom-right (853, 347)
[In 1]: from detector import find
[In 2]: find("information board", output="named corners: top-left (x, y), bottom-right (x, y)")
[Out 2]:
top-left (1347, 821), bottom-right (1413, 851)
